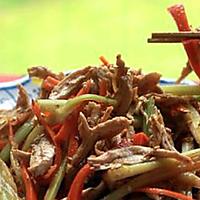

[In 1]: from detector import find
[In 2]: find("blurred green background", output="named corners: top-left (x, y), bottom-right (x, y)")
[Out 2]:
top-left (0, 0), bottom-right (199, 79)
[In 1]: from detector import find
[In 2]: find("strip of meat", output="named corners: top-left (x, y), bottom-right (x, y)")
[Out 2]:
top-left (28, 66), bottom-right (64, 80)
top-left (88, 145), bottom-right (191, 171)
top-left (83, 102), bottom-right (102, 128)
top-left (114, 75), bottom-right (133, 115)
top-left (28, 135), bottom-right (55, 177)
top-left (149, 108), bottom-right (175, 150)
top-left (71, 112), bottom-right (130, 166)
top-left (138, 72), bottom-right (162, 95)
top-left (88, 146), bottom-right (152, 169)
top-left (49, 67), bottom-right (93, 99)
top-left (65, 113), bottom-right (129, 191)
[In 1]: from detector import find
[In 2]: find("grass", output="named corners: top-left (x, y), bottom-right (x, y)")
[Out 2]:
top-left (0, 0), bottom-right (200, 79)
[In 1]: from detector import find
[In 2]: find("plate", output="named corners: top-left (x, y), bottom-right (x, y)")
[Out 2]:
top-left (0, 75), bottom-right (195, 110)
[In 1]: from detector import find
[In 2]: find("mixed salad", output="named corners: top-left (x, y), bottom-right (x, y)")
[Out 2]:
top-left (1, 3), bottom-right (200, 200)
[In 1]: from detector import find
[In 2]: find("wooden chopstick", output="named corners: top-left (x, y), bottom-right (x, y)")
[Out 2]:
top-left (148, 38), bottom-right (184, 43)
top-left (148, 32), bottom-right (200, 43)
top-left (152, 32), bottom-right (200, 39)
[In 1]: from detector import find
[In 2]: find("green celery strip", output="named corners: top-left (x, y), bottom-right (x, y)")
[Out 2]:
top-left (161, 85), bottom-right (200, 96)
top-left (103, 148), bottom-right (200, 200)
top-left (37, 94), bottom-right (117, 124)
top-left (103, 160), bottom-right (200, 200)
top-left (0, 120), bottom-right (34, 162)
top-left (22, 124), bottom-right (44, 151)
top-left (104, 148), bottom-right (200, 184)
top-left (142, 97), bottom-right (155, 135)
top-left (44, 157), bottom-right (67, 200)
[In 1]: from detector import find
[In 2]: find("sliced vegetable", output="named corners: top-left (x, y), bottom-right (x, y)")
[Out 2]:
top-left (0, 140), bottom-right (6, 150)
top-left (22, 124), bottom-right (44, 151)
top-left (132, 132), bottom-right (149, 146)
top-left (103, 160), bottom-right (200, 200)
top-left (174, 172), bottom-right (200, 189)
top-left (8, 120), bottom-right (14, 144)
top-left (0, 158), bottom-right (21, 200)
top-left (99, 56), bottom-right (110, 66)
top-left (161, 85), bottom-right (200, 96)
top-left (32, 101), bottom-right (55, 143)
top-left (54, 113), bottom-right (78, 157)
top-left (136, 187), bottom-right (193, 200)
top-left (68, 134), bottom-right (79, 157)
top-left (0, 120), bottom-right (34, 162)
top-left (54, 118), bottom-right (71, 144)
top-left (42, 76), bottom-right (59, 91)
top-left (183, 105), bottom-right (200, 145)
top-left (99, 79), bottom-right (107, 96)
top-left (76, 80), bottom-right (91, 96)
top-left (20, 163), bottom-right (37, 200)
top-left (168, 4), bottom-right (200, 78)
top-left (104, 160), bottom-right (161, 184)
top-left (37, 94), bottom-right (117, 124)
top-left (44, 157), bottom-right (67, 200)
top-left (104, 148), bottom-right (200, 184)
top-left (143, 97), bottom-right (155, 135)
top-left (68, 163), bottom-right (93, 200)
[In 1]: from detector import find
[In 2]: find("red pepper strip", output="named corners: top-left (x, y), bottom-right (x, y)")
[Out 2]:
top-left (76, 80), bottom-right (91, 96)
top-left (136, 187), bottom-right (193, 200)
top-left (168, 4), bottom-right (200, 78)
top-left (99, 56), bottom-right (110, 66)
top-left (68, 164), bottom-right (93, 200)
top-left (54, 113), bottom-right (79, 158)
top-left (132, 132), bottom-right (149, 146)
top-left (42, 76), bottom-right (59, 91)
top-left (54, 117), bottom-right (73, 144)
top-left (68, 133), bottom-right (79, 157)
top-left (99, 79), bottom-right (107, 96)
top-left (8, 120), bottom-right (14, 144)
top-left (51, 123), bottom-right (62, 133)
top-left (32, 101), bottom-right (55, 143)
top-left (20, 163), bottom-right (38, 200)
top-left (55, 80), bottom-right (91, 156)
top-left (66, 79), bottom-right (92, 157)
top-left (0, 140), bottom-right (6, 150)
top-left (68, 112), bottom-right (79, 157)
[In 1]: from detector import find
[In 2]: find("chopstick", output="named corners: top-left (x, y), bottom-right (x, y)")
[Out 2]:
top-left (148, 32), bottom-right (200, 43)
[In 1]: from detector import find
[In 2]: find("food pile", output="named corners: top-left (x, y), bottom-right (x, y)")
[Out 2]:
top-left (1, 3), bottom-right (200, 200)
top-left (1, 53), bottom-right (200, 200)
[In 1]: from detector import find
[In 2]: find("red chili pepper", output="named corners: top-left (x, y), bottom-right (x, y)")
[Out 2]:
top-left (68, 164), bottom-right (93, 200)
top-left (99, 56), bottom-right (110, 66)
top-left (132, 132), bottom-right (149, 146)
top-left (42, 76), bottom-right (59, 91)
top-left (136, 187), bottom-right (193, 200)
top-left (99, 79), bottom-right (107, 96)
top-left (20, 163), bottom-right (38, 200)
top-left (168, 4), bottom-right (200, 78)
top-left (76, 80), bottom-right (91, 96)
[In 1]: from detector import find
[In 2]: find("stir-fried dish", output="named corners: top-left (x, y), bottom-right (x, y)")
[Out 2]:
top-left (1, 3), bottom-right (200, 200)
